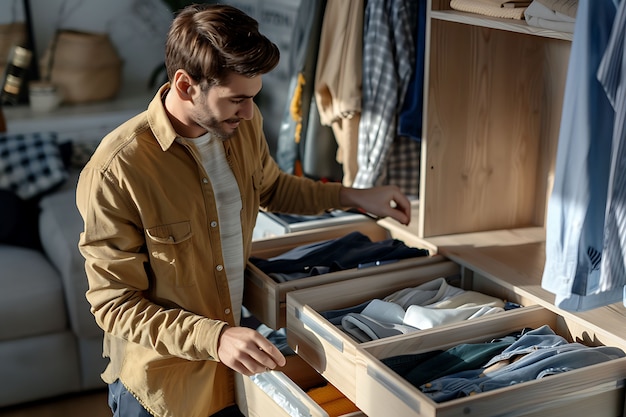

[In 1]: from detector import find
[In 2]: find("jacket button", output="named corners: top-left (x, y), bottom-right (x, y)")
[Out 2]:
top-left (216, 265), bottom-right (224, 271)
top-left (202, 178), bottom-right (209, 184)
top-left (224, 308), bottom-right (231, 315)
top-left (210, 221), bottom-right (218, 228)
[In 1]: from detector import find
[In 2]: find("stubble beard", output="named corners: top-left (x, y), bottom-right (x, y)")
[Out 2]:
top-left (191, 100), bottom-right (237, 141)
top-left (196, 116), bottom-right (235, 141)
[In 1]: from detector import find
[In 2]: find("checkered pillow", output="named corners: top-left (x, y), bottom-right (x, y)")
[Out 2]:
top-left (0, 132), bottom-right (69, 199)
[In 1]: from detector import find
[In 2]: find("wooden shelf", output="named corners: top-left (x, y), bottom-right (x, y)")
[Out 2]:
top-left (430, 10), bottom-right (574, 41)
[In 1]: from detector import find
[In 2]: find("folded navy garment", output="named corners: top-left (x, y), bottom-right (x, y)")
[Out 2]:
top-left (249, 231), bottom-right (429, 281)
top-left (383, 330), bottom-right (526, 388)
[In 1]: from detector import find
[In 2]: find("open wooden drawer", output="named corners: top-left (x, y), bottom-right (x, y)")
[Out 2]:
top-left (245, 220), bottom-right (440, 329)
top-left (236, 354), bottom-right (366, 417)
top-left (354, 305), bottom-right (626, 417)
top-left (285, 260), bottom-right (534, 403)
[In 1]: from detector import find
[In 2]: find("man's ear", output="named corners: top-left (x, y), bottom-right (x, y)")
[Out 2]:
top-left (172, 69), bottom-right (196, 100)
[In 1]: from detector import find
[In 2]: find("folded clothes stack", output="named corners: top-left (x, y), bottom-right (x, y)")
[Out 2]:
top-left (382, 325), bottom-right (625, 403)
top-left (307, 383), bottom-right (360, 417)
top-left (320, 277), bottom-right (520, 343)
top-left (524, 0), bottom-right (578, 33)
top-left (449, 0), bottom-right (531, 20)
top-left (448, 0), bottom-right (579, 31)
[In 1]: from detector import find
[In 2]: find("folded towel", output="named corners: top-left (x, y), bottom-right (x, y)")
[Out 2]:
top-left (475, 0), bottom-right (531, 7)
top-left (450, 0), bottom-right (528, 19)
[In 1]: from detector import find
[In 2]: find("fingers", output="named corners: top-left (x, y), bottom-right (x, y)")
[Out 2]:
top-left (382, 189), bottom-right (411, 225)
top-left (217, 326), bottom-right (286, 376)
top-left (392, 195), bottom-right (412, 225)
top-left (252, 341), bottom-right (287, 370)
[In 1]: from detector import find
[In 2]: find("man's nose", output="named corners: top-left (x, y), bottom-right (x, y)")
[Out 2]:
top-left (237, 100), bottom-right (254, 120)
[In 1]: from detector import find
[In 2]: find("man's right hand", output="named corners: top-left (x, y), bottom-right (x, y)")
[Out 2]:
top-left (217, 326), bottom-right (286, 375)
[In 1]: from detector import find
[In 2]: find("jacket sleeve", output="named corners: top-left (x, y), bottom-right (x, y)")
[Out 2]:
top-left (253, 113), bottom-right (344, 214)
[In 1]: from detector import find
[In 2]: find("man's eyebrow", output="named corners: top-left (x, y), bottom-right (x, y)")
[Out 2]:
top-left (229, 93), bottom-right (255, 99)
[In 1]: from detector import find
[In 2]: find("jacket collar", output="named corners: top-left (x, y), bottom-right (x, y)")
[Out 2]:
top-left (147, 83), bottom-right (180, 151)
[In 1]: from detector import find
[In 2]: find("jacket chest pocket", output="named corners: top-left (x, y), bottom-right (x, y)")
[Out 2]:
top-left (146, 221), bottom-right (195, 287)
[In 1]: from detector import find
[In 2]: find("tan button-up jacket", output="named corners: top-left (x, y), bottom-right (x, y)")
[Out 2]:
top-left (76, 85), bottom-right (343, 417)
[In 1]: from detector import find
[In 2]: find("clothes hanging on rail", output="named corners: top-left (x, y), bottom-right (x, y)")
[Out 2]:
top-left (397, 0), bottom-right (426, 143)
top-left (380, 0), bottom-right (427, 198)
top-left (597, 0), bottom-right (626, 312)
top-left (352, 0), bottom-right (417, 189)
top-left (275, 0), bottom-right (326, 175)
top-left (314, 0), bottom-right (364, 187)
top-left (380, 135), bottom-right (421, 199)
top-left (541, 0), bottom-right (622, 311)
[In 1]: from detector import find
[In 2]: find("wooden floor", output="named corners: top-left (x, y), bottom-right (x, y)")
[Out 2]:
top-left (0, 390), bottom-right (110, 417)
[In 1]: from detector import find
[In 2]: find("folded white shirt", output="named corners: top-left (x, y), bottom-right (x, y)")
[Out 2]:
top-left (383, 277), bottom-right (465, 309)
top-left (427, 289), bottom-right (505, 309)
top-left (404, 304), bottom-right (504, 330)
top-left (341, 312), bottom-right (419, 342)
top-left (340, 288), bottom-right (507, 341)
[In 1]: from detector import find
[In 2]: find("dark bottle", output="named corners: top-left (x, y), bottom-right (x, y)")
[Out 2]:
top-left (1, 45), bottom-right (32, 105)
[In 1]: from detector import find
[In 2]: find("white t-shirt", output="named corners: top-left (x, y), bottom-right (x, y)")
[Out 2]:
top-left (183, 133), bottom-right (244, 324)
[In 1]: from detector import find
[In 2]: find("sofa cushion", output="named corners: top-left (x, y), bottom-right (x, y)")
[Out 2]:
top-left (39, 182), bottom-right (102, 338)
top-left (0, 245), bottom-right (67, 341)
top-left (0, 132), bottom-right (69, 200)
top-left (0, 331), bottom-right (81, 407)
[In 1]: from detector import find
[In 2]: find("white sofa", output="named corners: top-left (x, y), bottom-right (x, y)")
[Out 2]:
top-left (0, 171), bottom-right (107, 407)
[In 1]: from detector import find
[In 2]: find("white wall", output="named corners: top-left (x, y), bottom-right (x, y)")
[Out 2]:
top-left (0, 0), bottom-right (172, 96)
top-left (0, 0), bottom-right (301, 152)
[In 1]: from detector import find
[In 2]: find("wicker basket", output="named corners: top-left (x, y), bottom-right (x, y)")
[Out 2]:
top-left (39, 29), bottom-right (123, 104)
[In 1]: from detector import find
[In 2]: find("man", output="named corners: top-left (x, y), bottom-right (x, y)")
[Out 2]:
top-left (77, 4), bottom-right (411, 417)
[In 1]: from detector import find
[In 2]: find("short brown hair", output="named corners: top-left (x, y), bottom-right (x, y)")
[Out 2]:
top-left (165, 3), bottom-right (280, 86)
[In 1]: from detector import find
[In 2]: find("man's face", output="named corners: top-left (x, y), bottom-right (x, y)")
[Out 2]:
top-left (190, 73), bottom-right (262, 141)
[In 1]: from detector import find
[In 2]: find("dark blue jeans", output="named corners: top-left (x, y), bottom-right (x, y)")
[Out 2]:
top-left (108, 380), bottom-right (244, 417)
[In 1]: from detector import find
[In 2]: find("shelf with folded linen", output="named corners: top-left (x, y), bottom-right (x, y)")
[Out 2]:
top-left (285, 261), bottom-right (532, 403)
top-left (244, 220), bottom-right (440, 329)
top-left (355, 305), bottom-right (626, 417)
top-left (431, 10), bottom-right (573, 41)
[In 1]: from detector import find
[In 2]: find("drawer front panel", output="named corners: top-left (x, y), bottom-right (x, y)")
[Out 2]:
top-left (236, 355), bottom-right (365, 417)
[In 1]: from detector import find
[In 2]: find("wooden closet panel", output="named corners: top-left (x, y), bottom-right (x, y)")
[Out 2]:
top-left (420, 19), bottom-right (568, 237)
top-left (534, 39), bottom-right (570, 228)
